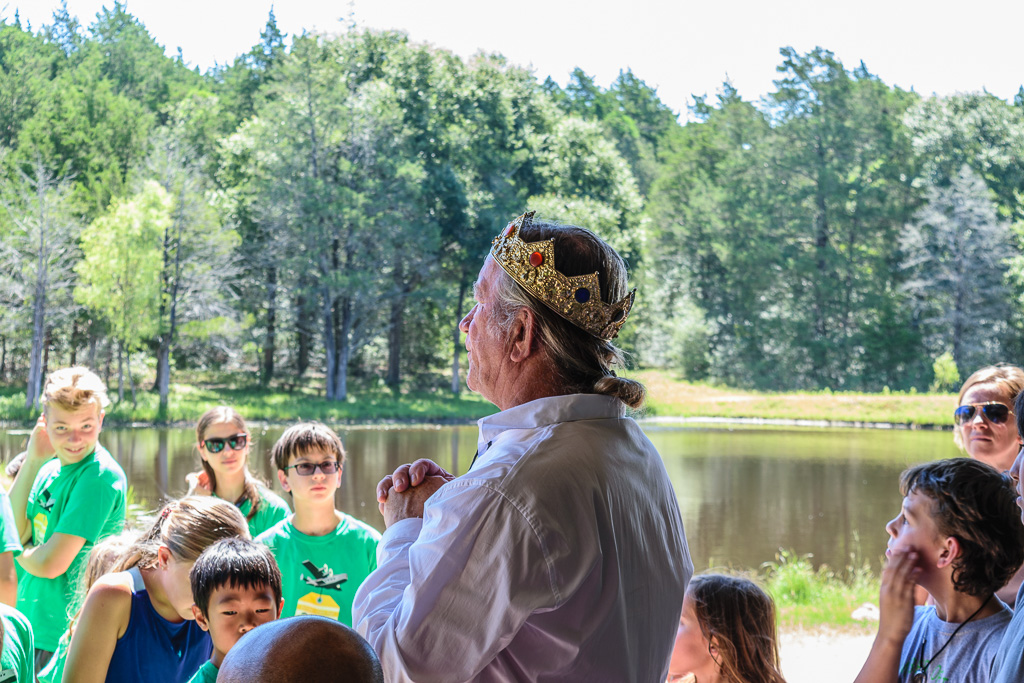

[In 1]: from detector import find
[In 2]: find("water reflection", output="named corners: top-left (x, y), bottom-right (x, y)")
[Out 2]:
top-left (0, 423), bottom-right (959, 574)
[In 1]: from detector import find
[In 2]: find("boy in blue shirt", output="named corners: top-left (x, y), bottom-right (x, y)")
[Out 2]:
top-left (856, 457), bottom-right (1024, 683)
top-left (8, 367), bottom-right (127, 671)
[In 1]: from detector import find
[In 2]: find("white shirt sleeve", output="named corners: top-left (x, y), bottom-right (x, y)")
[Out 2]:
top-left (353, 479), bottom-right (556, 682)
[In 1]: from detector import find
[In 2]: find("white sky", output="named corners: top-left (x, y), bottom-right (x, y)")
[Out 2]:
top-left (7, 0), bottom-right (1024, 119)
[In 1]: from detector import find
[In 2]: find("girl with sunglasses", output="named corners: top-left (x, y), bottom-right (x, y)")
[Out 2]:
top-left (187, 407), bottom-right (291, 539)
top-left (953, 364), bottom-right (1024, 607)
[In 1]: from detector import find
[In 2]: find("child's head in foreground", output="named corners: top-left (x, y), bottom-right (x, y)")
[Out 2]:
top-left (41, 366), bottom-right (110, 463)
top-left (668, 573), bottom-right (785, 683)
top-left (886, 457), bottom-right (1024, 597)
top-left (271, 422), bottom-right (346, 501)
top-left (190, 537), bottom-right (283, 665)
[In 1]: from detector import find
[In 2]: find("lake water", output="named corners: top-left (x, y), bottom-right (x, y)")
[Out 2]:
top-left (0, 422), bottom-right (960, 575)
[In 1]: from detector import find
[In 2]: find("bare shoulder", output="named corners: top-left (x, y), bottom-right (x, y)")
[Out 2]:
top-left (82, 570), bottom-right (135, 619)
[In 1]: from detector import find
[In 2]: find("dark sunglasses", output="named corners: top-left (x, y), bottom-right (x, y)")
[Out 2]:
top-left (953, 402), bottom-right (1014, 426)
top-left (285, 460), bottom-right (340, 476)
top-left (202, 434), bottom-right (248, 453)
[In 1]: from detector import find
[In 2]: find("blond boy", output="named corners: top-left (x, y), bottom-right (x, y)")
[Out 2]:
top-left (9, 367), bottom-right (127, 669)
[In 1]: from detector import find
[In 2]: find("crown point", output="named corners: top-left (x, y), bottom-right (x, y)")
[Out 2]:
top-left (611, 309), bottom-right (625, 322)
top-left (529, 251), bottom-right (544, 267)
top-left (503, 223), bottom-right (515, 237)
top-left (574, 288), bottom-right (590, 304)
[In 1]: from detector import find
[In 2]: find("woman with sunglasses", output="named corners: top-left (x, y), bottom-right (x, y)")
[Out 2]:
top-left (954, 364), bottom-right (1024, 607)
top-left (954, 365), bottom-right (1024, 473)
top-left (186, 407), bottom-right (291, 538)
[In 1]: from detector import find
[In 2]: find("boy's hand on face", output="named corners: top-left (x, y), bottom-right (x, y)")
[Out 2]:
top-left (877, 549), bottom-right (920, 646)
top-left (379, 475), bottom-right (450, 528)
top-left (27, 414), bottom-right (55, 461)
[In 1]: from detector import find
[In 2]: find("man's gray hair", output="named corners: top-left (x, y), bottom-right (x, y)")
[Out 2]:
top-left (491, 218), bottom-right (645, 409)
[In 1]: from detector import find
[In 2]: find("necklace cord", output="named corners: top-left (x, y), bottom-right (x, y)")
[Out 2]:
top-left (915, 594), bottom-right (992, 678)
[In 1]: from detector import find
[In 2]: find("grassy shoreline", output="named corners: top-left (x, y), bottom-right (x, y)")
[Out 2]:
top-left (0, 370), bottom-right (956, 428)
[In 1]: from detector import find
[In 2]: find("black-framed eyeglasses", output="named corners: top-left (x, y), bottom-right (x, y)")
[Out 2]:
top-left (203, 434), bottom-right (248, 453)
top-left (954, 402), bottom-right (1015, 426)
top-left (285, 460), bottom-right (340, 476)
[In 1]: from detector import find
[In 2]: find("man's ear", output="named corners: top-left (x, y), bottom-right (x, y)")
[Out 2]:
top-left (936, 536), bottom-right (961, 569)
top-left (192, 604), bottom-right (210, 631)
top-left (508, 307), bottom-right (537, 363)
top-left (277, 469), bottom-right (290, 492)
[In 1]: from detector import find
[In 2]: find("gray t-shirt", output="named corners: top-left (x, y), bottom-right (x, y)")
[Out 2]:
top-left (899, 602), bottom-right (1012, 683)
top-left (990, 583), bottom-right (1024, 683)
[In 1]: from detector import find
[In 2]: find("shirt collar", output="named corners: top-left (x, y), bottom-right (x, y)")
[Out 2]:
top-left (477, 393), bottom-right (626, 452)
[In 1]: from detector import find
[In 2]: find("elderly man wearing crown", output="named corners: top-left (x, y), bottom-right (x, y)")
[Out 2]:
top-left (353, 212), bottom-right (693, 682)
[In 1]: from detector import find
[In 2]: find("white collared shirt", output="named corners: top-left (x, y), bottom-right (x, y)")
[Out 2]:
top-left (353, 394), bottom-right (693, 682)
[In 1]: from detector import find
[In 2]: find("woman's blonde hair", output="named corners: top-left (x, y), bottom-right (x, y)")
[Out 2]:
top-left (196, 406), bottom-right (263, 522)
top-left (688, 573), bottom-right (786, 683)
top-left (111, 497), bottom-right (249, 573)
top-left (954, 364), bottom-right (1024, 450)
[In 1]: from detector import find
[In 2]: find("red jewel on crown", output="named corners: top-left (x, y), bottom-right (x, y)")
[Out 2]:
top-left (529, 251), bottom-right (544, 267)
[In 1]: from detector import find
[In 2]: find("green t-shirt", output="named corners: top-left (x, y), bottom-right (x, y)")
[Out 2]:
top-left (186, 659), bottom-right (218, 683)
top-left (16, 444), bottom-right (127, 650)
top-left (0, 491), bottom-right (23, 558)
top-left (0, 603), bottom-right (34, 682)
top-left (256, 514), bottom-right (380, 625)
top-left (220, 485), bottom-right (291, 539)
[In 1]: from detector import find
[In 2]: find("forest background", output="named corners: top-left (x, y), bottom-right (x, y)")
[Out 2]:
top-left (3, 3), bottom-right (1024, 421)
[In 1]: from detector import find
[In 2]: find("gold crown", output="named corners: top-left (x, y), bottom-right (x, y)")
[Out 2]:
top-left (490, 211), bottom-right (635, 340)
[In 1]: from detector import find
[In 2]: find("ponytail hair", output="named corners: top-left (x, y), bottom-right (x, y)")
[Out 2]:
top-left (196, 406), bottom-right (263, 522)
top-left (111, 497), bottom-right (249, 573)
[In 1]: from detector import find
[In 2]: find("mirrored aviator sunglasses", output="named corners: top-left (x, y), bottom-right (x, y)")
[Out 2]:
top-left (203, 434), bottom-right (248, 454)
top-left (953, 403), bottom-right (1013, 426)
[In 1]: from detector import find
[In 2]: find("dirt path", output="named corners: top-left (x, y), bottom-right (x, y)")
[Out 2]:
top-left (780, 628), bottom-right (875, 683)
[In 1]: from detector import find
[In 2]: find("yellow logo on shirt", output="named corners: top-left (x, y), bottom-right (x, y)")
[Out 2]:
top-left (295, 592), bottom-right (341, 620)
top-left (33, 513), bottom-right (47, 544)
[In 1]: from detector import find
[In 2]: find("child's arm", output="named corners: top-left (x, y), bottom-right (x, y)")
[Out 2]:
top-left (8, 414), bottom-right (53, 542)
top-left (0, 550), bottom-right (16, 606)
top-left (854, 549), bottom-right (920, 683)
top-left (62, 574), bottom-right (133, 683)
top-left (17, 532), bottom-right (86, 578)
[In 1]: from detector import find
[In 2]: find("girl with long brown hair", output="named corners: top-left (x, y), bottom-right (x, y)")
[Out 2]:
top-left (668, 573), bottom-right (786, 683)
top-left (187, 406), bottom-right (290, 538)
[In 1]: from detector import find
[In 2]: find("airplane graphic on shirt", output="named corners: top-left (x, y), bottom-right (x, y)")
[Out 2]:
top-left (301, 560), bottom-right (347, 591)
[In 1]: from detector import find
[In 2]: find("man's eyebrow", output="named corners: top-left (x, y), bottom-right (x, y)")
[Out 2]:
top-left (472, 280), bottom-right (482, 299)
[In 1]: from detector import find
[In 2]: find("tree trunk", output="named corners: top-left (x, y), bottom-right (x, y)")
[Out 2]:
top-left (69, 319), bottom-right (78, 366)
top-left (296, 292), bottom-right (311, 377)
top-left (126, 345), bottom-right (137, 407)
top-left (0, 336), bottom-right (6, 381)
top-left (336, 296), bottom-right (351, 401)
top-left (104, 339), bottom-right (113, 386)
top-left (451, 281), bottom-right (466, 395)
top-left (41, 327), bottom-right (51, 392)
top-left (322, 287), bottom-right (337, 401)
top-left (117, 341), bottom-right (125, 403)
top-left (88, 334), bottom-right (97, 369)
top-left (262, 266), bottom-right (277, 386)
top-left (386, 296), bottom-right (403, 390)
top-left (25, 274), bottom-right (47, 411)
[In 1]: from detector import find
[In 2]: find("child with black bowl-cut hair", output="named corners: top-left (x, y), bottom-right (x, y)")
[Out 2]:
top-left (855, 458), bottom-right (1024, 683)
top-left (187, 537), bottom-right (283, 683)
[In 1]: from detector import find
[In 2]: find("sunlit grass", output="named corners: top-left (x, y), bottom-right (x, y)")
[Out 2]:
top-left (630, 370), bottom-right (954, 426)
top-left (763, 549), bottom-right (880, 632)
top-left (0, 379), bottom-right (496, 425)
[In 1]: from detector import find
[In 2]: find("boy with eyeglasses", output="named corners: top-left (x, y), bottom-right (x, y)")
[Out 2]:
top-left (255, 422), bottom-right (380, 626)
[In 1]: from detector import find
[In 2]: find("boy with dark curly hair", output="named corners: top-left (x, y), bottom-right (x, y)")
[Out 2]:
top-left (855, 457), bottom-right (1024, 683)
